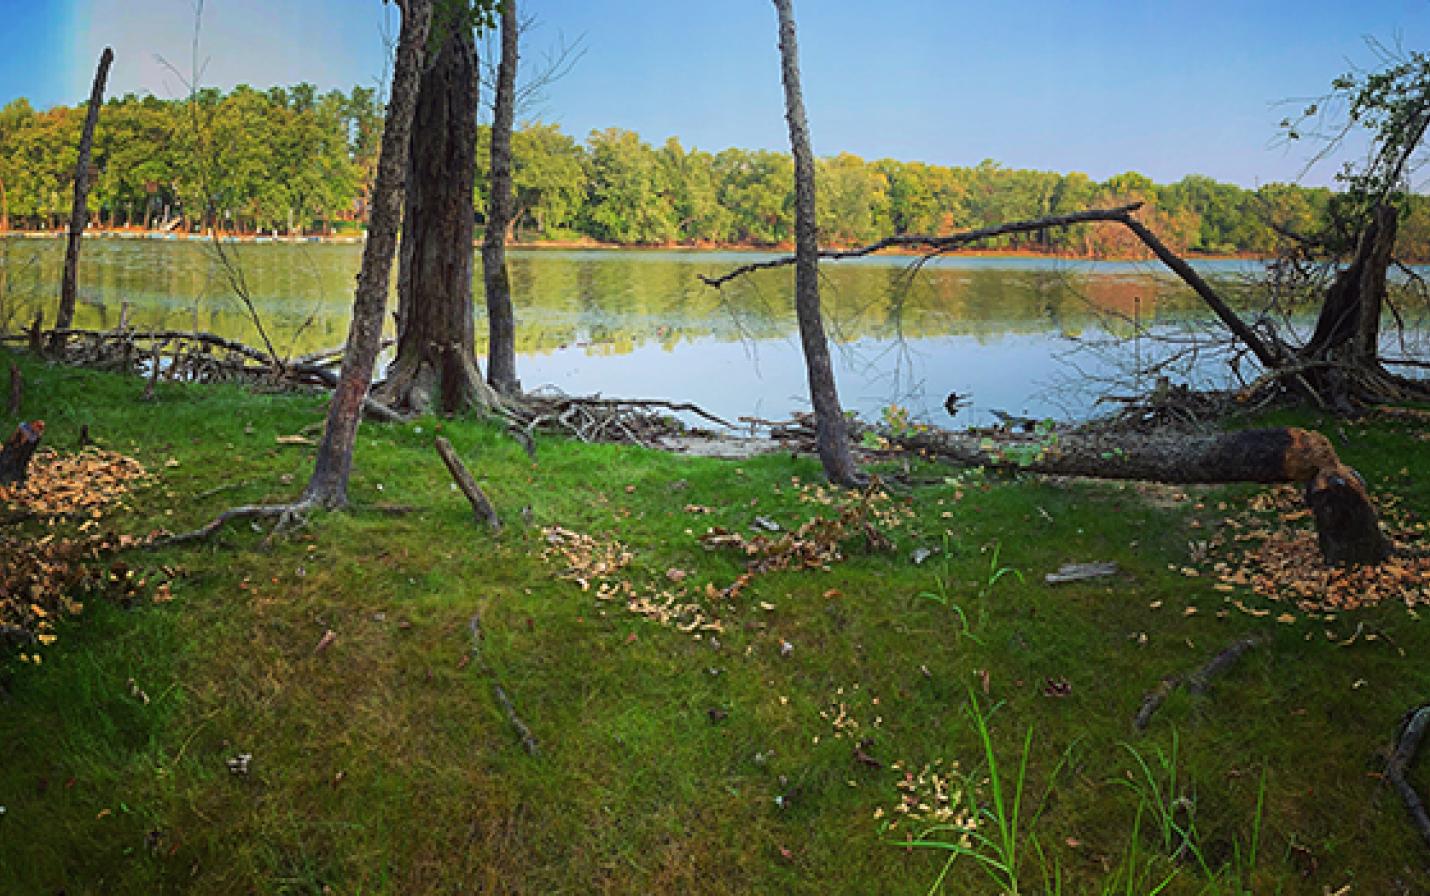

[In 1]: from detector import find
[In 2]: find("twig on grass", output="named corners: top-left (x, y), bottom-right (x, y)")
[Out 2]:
top-left (468, 612), bottom-right (539, 756)
top-left (1134, 635), bottom-right (1264, 731)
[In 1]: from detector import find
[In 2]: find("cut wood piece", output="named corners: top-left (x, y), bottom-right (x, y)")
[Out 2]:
top-left (900, 426), bottom-right (1389, 565)
top-left (435, 435), bottom-right (501, 530)
top-left (0, 420), bottom-right (44, 485)
top-left (1045, 562), bottom-right (1118, 584)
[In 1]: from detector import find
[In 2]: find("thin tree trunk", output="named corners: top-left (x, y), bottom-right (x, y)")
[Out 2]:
top-left (303, 0), bottom-right (432, 509)
top-left (52, 47), bottom-right (113, 352)
top-left (381, 14), bottom-right (498, 415)
top-left (1, 176), bottom-right (9, 231)
top-left (482, 0), bottom-right (521, 396)
top-left (772, 0), bottom-right (861, 487)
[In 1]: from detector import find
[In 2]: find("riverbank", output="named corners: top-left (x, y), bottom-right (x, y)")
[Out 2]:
top-left (0, 226), bottom-right (1277, 263)
top-left (2, 350), bottom-right (1428, 893)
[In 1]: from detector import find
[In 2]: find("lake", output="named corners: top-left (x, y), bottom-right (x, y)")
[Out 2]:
top-left (0, 236), bottom-right (1302, 427)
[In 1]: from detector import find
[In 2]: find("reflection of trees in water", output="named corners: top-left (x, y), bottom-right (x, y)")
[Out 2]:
top-left (4, 238), bottom-right (1269, 359)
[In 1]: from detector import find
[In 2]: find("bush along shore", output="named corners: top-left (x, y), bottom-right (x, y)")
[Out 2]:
top-left (1, 348), bottom-right (1428, 894)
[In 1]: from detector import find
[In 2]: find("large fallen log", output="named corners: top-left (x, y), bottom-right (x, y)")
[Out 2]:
top-left (899, 426), bottom-right (1390, 564)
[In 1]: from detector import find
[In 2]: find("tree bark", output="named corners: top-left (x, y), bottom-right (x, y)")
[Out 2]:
top-left (52, 47), bottom-right (114, 353)
top-left (0, 420), bottom-right (43, 485)
top-left (772, 0), bottom-right (862, 487)
top-left (1304, 203), bottom-right (1397, 365)
top-left (380, 15), bottom-right (499, 415)
top-left (481, 0), bottom-right (521, 397)
top-left (303, 0), bottom-right (432, 509)
top-left (900, 426), bottom-right (1389, 564)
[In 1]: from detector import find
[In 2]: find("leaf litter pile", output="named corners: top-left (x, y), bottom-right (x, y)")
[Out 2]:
top-left (540, 480), bottom-right (912, 637)
top-left (1195, 484), bottom-right (1429, 615)
top-left (1, 447), bottom-right (164, 662)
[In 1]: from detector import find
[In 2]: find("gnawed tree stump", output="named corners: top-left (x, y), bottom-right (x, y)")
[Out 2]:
top-left (899, 426), bottom-right (1390, 564)
top-left (0, 420), bottom-right (44, 485)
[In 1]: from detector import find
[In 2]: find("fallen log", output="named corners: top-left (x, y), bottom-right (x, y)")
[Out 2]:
top-left (0, 420), bottom-right (44, 485)
top-left (899, 426), bottom-right (1390, 565)
top-left (435, 436), bottom-right (501, 530)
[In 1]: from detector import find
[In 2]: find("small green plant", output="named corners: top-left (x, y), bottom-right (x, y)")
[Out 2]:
top-left (918, 532), bottom-right (979, 641)
top-left (980, 541), bottom-right (1024, 598)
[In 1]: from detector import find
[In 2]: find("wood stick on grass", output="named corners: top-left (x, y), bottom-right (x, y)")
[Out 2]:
top-left (1134, 635), bottom-right (1264, 731)
top-left (435, 436), bottom-right (501, 530)
top-left (468, 613), bottom-right (538, 756)
top-left (1386, 704), bottom-right (1430, 851)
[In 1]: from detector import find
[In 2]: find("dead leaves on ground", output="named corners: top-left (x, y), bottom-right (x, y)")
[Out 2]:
top-left (2, 448), bottom-right (168, 661)
top-left (539, 480), bottom-right (911, 637)
top-left (1196, 484), bottom-right (1428, 615)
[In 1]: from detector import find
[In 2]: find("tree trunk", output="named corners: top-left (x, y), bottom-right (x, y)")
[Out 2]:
top-left (1303, 203), bottom-right (1397, 365)
top-left (380, 16), bottom-right (498, 415)
top-left (772, 0), bottom-right (862, 487)
top-left (900, 426), bottom-right (1390, 564)
top-left (303, 0), bottom-right (432, 509)
top-left (52, 47), bottom-right (113, 353)
top-left (481, 0), bottom-right (521, 397)
top-left (2, 176), bottom-right (9, 231)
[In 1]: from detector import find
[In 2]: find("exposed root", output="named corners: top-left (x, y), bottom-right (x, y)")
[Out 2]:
top-left (1134, 635), bottom-right (1265, 731)
top-left (467, 613), bottom-right (539, 757)
top-left (149, 501), bottom-right (315, 548)
top-left (1386, 704), bottom-right (1430, 851)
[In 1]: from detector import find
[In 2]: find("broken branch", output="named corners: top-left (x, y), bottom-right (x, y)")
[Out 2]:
top-left (435, 436), bottom-right (501, 530)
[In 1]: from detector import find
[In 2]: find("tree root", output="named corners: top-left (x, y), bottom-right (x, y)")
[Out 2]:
top-left (467, 613), bottom-right (538, 756)
top-left (1134, 635), bottom-right (1264, 731)
top-left (148, 501), bottom-right (315, 548)
top-left (1386, 704), bottom-right (1430, 851)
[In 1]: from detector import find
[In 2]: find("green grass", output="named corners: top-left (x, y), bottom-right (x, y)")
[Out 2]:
top-left (1, 349), bottom-right (1428, 894)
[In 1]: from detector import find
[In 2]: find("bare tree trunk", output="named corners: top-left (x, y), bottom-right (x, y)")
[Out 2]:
top-left (1, 177), bottom-right (8, 231)
top-left (899, 426), bottom-right (1390, 564)
top-left (772, 0), bottom-right (861, 487)
top-left (303, 0), bottom-right (432, 509)
top-left (481, 0), bottom-right (521, 397)
top-left (380, 15), bottom-right (499, 415)
top-left (52, 47), bottom-right (113, 352)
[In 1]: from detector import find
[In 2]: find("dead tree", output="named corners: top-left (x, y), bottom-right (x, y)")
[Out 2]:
top-left (898, 425), bottom-right (1390, 564)
top-left (51, 47), bottom-right (114, 353)
top-left (481, 0), bottom-right (521, 397)
top-left (771, 0), bottom-right (862, 487)
top-left (380, 8), bottom-right (500, 415)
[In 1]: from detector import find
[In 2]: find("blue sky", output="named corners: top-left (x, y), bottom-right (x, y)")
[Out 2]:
top-left (2, 0), bottom-right (1428, 187)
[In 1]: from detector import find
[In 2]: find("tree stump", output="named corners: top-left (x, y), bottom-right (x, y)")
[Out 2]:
top-left (0, 420), bottom-right (44, 485)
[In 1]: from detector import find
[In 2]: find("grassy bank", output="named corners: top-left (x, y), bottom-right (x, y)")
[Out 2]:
top-left (1, 350), bottom-right (1427, 894)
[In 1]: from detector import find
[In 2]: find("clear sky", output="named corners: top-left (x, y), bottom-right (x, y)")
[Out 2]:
top-left (2, 0), bottom-right (1427, 188)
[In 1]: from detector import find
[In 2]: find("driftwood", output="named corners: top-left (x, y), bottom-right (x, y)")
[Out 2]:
top-left (1386, 704), bottom-right (1430, 851)
top-left (0, 420), bottom-right (43, 485)
top-left (435, 436), bottom-right (501, 530)
top-left (468, 613), bottom-right (539, 756)
top-left (1134, 635), bottom-right (1264, 731)
top-left (7, 361), bottom-right (19, 416)
top-left (1045, 562), bottom-right (1118, 584)
top-left (899, 426), bottom-right (1390, 565)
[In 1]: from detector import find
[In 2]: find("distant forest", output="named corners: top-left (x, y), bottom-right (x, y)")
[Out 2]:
top-left (2, 84), bottom-right (1428, 258)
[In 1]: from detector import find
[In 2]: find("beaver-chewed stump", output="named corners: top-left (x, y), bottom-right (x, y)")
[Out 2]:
top-left (0, 420), bottom-right (45, 486)
top-left (899, 426), bottom-right (1390, 566)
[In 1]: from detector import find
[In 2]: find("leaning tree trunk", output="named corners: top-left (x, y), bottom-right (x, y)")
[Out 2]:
top-left (481, 0), bottom-right (521, 397)
top-left (773, 0), bottom-right (862, 487)
top-left (380, 18), bottom-right (498, 415)
top-left (1303, 203), bottom-right (1397, 365)
top-left (900, 426), bottom-right (1390, 565)
top-left (304, 0), bottom-right (432, 509)
top-left (51, 47), bottom-right (113, 353)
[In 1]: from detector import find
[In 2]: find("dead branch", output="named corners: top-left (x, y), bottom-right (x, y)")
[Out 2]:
top-left (468, 613), bottom-right (539, 756)
top-left (435, 436), bottom-right (501, 530)
top-left (148, 501), bottom-right (313, 548)
top-left (1134, 635), bottom-right (1264, 731)
top-left (1386, 704), bottom-right (1430, 851)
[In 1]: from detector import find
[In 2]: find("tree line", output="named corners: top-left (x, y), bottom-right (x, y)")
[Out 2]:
top-left (2, 85), bottom-right (1428, 258)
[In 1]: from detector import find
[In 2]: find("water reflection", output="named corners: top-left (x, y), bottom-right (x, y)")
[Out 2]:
top-left (1, 238), bottom-right (1276, 425)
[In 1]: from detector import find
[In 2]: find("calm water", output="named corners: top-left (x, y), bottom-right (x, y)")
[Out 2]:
top-left (0, 236), bottom-right (1288, 426)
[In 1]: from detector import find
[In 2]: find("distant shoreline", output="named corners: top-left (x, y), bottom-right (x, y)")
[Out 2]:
top-left (5, 227), bottom-right (1423, 265)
